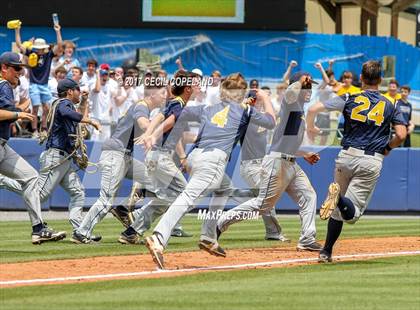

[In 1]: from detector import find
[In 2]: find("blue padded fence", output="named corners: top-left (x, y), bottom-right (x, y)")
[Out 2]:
top-left (1, 139), bottom-right (419, 212)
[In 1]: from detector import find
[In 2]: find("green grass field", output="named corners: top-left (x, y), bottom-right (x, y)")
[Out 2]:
top-left (1, 216), bottom-right (419, 309)
top-left (1, 216), bottom-right (419, 263)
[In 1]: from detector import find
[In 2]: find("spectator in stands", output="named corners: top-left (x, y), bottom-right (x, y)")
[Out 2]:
top-left (385, 79), bottom-right (401, 103)
top-left (14, 22), bottom-right (63, 138)
top-left (11, 66), bottom-right (31, 137)
top-left (81, 59), bottom-right (98, 89)
top-left (205, 70), bottom-right (222, 106)
top-left (336, 71), bottom-right (360, 96)
top-left (58, 40), bottom-right (81, 76)
top-left (249, 79), bottom-right (259, 89)
top-left (111, 73), bottom-right (138, 124)
top-left (398, 85), bottom-right (414, 147)
top-left (48, 66), bottom-right (67, 100)
top-left (89, 65), bottom-right (114, 140)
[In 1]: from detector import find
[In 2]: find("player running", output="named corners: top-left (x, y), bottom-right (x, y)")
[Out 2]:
top-left (143, 73), bottom-right (276, 269)
top-left (306, 60), bottom-right (407, 263)
top-left (216, 72), bottom-right (322, 252)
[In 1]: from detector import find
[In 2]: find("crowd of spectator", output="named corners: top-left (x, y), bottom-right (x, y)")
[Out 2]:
top-left (4, 23), bottom-right (415, 146)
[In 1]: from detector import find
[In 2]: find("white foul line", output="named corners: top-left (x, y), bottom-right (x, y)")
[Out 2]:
top-left (1, 250), bottom-right (419, 286)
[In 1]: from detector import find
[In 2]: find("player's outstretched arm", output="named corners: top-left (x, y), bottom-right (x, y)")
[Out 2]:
top-left (306, 101), bottom-right (326, 140)
top-left (0, 110), bottom-right (33, 122)
top-left (134, 112), bottom-right (165, 145)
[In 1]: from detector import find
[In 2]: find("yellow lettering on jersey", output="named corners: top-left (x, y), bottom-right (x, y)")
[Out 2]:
top-left (350, 96), bottom-right (370, 123)
top-left (350, 96), bottom-right (386, 126)
top-left (367, 101), bottom-right (385, 126)
top-left (211, 106), bottom-right (230, 128)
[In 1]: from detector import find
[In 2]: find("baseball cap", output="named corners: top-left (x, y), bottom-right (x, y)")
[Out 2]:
top-left (290, 71), bottom-right (318, 85)
top-left (192, 68), bottom-right (203, 77)
top-left (100, 63), bottom-right (110, 71)
top-left (57, 78), bottom-right (79, 93)
top-left (0, 52), bottom-right (28, 67)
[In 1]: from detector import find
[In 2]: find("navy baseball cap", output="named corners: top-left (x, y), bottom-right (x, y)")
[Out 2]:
top-left (57, 78), bottom-right (79, 93)
top-left (0, 52), bottom-right (28, 67)
top-left (290, 71), bottom-right (318, 85)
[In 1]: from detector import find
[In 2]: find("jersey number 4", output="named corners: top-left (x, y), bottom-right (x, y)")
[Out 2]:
top-left (350, 96), bottom-right (385, 126)
top-left (211, 106), bottom-right (230, 128)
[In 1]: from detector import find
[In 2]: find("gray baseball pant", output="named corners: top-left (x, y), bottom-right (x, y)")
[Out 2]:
top-left (0, 142), bottom-right (43, 226)
top-left (240, 159), bottom-right (283, 238)
top-left (331, 149), bottom-right (383, 224)
top-left (218, 152), bottom-right (317, 246)
top-left (154, 148), bottom-right (228, 248)
top-left (0, 148), bottom-right (85, 231)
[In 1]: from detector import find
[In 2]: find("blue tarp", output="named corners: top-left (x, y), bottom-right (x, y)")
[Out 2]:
top-left (0, 27), bottom-right (419, 86)
top-left (1, 139), bottom-right (419, 212)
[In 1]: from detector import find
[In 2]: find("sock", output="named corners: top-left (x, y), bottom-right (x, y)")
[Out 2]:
top-left (124, 226), bottom-right (137, 236)
top-left (337, 196), bottom-right (356, 221)
top-left (32, 223), bottom-right (43, 233)
top-left (323, 218), bottom-right (343, 254)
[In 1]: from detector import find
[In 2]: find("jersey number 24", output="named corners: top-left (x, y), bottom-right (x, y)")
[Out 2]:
top-left (350, 96), bottom-right (385, 126)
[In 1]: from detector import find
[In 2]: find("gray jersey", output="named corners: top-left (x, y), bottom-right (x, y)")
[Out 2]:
top-left (102, 101), bottom-right (150, 152)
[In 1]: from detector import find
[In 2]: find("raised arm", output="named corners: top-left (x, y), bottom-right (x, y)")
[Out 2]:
top-left (52, 24), bottom-right (63, 55)
top-left (175, 57), bottom-right (185, 71)
top-left (315, 62), bottom-right (330, 86)
top-left (93, 69), bottom-right (101, 93)
top-left (282, 60), bottom-right (297, 83)
top-left (14, 26), bottom-right (25, 54)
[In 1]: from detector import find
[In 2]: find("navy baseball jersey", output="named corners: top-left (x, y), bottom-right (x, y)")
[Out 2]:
top-left (181, 102), bottom-right (275, 156)
top-left (0, 80), bottom-right (21, 140)
top-left (396, 99), bottom-right (412, 127)
top-left (270, 99), bottom-right (306, 155)
top-left (103, 101), bottom-right (150, 152)
top-left (46, 98), bottom-right (83, 154)
top-left (240, 122), bottom-right (269, 161)
top-left (158, 96), bottom-right (189, 150)
top-left (324, 90), bottom-right (406, 154)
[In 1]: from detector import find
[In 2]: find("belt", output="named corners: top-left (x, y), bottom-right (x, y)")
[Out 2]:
top-left (270, 151), bottom-right (296, 163)
top-left (0, 138), bottom-right (7, 147)
top-left (151, 146), bottom-right (174, 155)
top-left (342, 146), bottom-right (384, 159)
top-left (242, 158), bottom-right (263, 165)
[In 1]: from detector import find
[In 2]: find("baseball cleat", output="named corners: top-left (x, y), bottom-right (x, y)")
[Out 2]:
top-left (118, 231), bottom-right (141, 245)
top-left (265, 234), bottom-right (291, 243)
top-left (32, 226), bottom-right (66, 244)
top-left (110, 205), bottom-right (133, 228)
top-left (318, 249), bottom-right (333, 263)
top-left (145, 234), bottom-right (165, 269)
top-left (90, 234), bottom-right (102, 242)
top-left (320, 182), bottom-right (341, 220)
top-left (296, 241), bottom-right (323, 252)
top-left (70, 232), bottom-right (93, 244)
top-left (198, 240), bottom-right (227, 257)
top-left (171, 228), bottom-right (193, 237)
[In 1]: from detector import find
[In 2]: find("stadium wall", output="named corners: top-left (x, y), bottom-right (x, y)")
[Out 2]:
top-left (1, 139), bottom-right (419, 212)
top-left (1, 27), bottom-right (418, 86)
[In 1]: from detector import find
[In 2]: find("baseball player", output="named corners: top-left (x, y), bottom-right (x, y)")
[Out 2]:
top-left (0, 52), bottom-right (66, 244)
top-left (216, 72), bottom-right (323, 253)
top-left (116, 71), bottom-right (201, 244)
top-left (144, 73), bottom-right (277, 269)
top-left (71, 84), bottom-right (174, 243)
top-left (306, 60), bottom-right (407, 262)
top-left (239, 95), bottom-right (290, 242)
top-left (0, 78), bottom-right (101, 238)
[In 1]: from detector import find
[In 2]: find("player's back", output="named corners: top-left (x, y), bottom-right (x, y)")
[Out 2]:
top-left (341, 90), bottom-right (397, 154)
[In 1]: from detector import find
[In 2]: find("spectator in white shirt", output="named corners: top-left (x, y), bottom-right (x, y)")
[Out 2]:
top-left (48, 66), bottom-right (67, 100)
top-left (81, 58), bottom-right (97, 89)
top-left (89, 65), bottom-right (114, 140)
top-left (205, 70), bottom-right (222, 106)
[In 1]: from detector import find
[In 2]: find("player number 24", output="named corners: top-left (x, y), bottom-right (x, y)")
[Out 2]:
top-left (350, 96), bottom-right (385, 126)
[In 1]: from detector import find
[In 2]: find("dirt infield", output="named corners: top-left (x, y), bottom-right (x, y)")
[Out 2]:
top-left (1, 236), bottom-right (419, 287)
